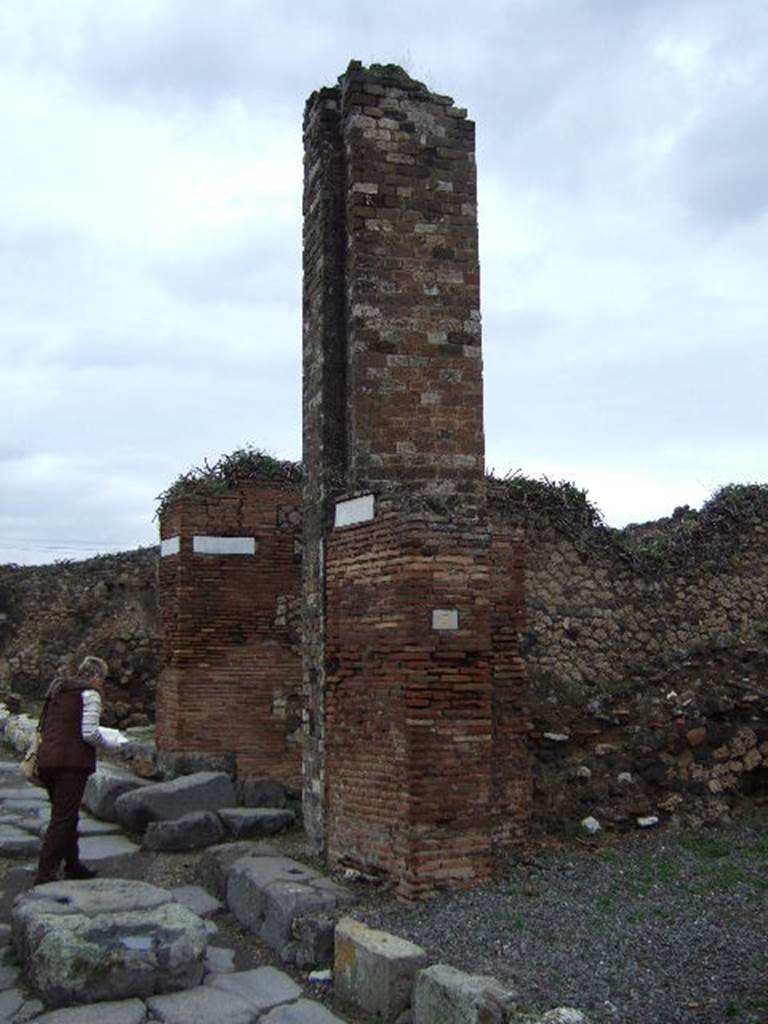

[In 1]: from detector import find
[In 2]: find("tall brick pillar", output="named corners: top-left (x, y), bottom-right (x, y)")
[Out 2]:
top-left (302, 62), bottom-right (528, 895)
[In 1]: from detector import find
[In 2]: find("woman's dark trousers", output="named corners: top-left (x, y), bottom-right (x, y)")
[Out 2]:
top-left (35, 767), bottom-right (90, 884)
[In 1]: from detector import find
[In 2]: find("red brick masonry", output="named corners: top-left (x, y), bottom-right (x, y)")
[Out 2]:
top-left (157, 484), bottom-right (303, 787)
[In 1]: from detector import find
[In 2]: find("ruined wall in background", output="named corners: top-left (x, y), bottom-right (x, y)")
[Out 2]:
top-left (157, 480), bottom-right (303, 786)
top-left (490, 481), bottom-right (768, 833)
top-left (0, 549), bottom-right (160, 726)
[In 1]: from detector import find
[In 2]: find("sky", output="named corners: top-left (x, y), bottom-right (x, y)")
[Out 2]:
top-left (1, 0), bottom-right (766, 565)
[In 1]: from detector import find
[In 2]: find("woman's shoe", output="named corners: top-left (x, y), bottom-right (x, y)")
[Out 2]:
top-left (64, 863), bottom-right (98, 880)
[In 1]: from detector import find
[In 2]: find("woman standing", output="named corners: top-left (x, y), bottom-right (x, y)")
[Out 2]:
top-left (34, 655), bottom-right (126, 885)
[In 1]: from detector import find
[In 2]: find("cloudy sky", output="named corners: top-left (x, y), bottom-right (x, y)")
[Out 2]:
top-left (2, 0), bottom-right (766, 565)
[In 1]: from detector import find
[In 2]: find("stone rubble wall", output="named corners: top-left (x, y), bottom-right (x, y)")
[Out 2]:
top-left (489, 484), bottom-right (768, 832)
top-left (0, 548), bottom-right (159, 729)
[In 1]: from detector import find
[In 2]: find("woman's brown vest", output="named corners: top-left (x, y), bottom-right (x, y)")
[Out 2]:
top-left (37, 680), bottom-right (97, 773)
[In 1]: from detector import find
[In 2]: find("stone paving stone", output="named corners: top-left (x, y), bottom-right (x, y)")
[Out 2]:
top-left (218, 808), bottom-right (295, 839)
top-left (31, 998), bottom-right (148, 1024)
top-left (170, 884), bottom-right (223, 917)
top-left (205, 966), bottom-right (302, 1012)
top-left (13, 996), bottom-right (45, 1021)
top-left (0, 988), bottom-right (24, 1019)
top-left (0, 962), bottom-right (20, 987)
top-left (78, 833), bottom-right (140, 860)
top-left (146, 985), bottom-right (256, 1024)
top-left (0, 825), bottom-right (40, 857)
top-left (204, 946), bottom-right (236, 973)
top-left (78, 815), bottom-right (123, 836)
top-left (261, 999), bottom-right (347, 1024)
top-left (0, 788), bottom-right (47, 802)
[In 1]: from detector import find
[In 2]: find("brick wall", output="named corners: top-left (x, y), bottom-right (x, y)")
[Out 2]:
top-left (157, 482), bottom-right (302, 786)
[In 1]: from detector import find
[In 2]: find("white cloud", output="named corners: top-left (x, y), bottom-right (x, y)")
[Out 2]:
top-left (1, 0), bottom-right (766, 562)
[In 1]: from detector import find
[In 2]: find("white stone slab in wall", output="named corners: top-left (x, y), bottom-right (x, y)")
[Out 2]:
top-left (432, 609), bottom-right (459, 631)
top-left (192, 536), bottom-right (257, 556)
top-left (160, 536), bottom-right (180, 557)
top-left (334, 494), bottom-right (375, 528)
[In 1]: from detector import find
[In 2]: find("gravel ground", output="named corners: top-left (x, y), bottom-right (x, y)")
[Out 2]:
top-left (1, 751), bottom-right (764, 1024)
top-left (356, 804), bottom-right (768, 1024)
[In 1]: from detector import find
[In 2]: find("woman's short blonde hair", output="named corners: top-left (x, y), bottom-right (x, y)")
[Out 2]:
top-left (77, 655), bottom-right (108, 680)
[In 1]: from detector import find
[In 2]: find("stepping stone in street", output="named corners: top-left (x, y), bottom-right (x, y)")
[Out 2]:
top-left (0, 825), bottom-right (41, 857)
top-left (142, 811), bottom-right (225, 852)
top-left (31, 997), bottom-right (147, 1023)
top-left (170, 884), bottom-right (223, 918)
top-left (2, 798), bottom-right (50, 814)
top-left (218, 807), bottom-right (295, 839)
top-left (146, 984), bottom-right (256, 1024)
top-left (115, 771), bottom-right (236, 833)
top-left (77, 833), bottom-right (140, 860)
top-left (205, 967), bottom-right (302, 1013)
top-left (197, 840), bottom-right (280, 898)
top-left (13, 879), bottom-right (207, 1007)
top-left (261, 999), bottom-right (348, 1023)
top-left (78, 816), bottom-right (123, 836)
top-left (0, 787), bottom-right (48, 802)
top-left (226, 856), bottom-right (355, 963)
top-left (83, 764), bottom-right (153, 823)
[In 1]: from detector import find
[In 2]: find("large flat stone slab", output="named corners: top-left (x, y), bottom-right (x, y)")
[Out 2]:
top-left (412, 963), bottom-right (518, 1024)
top-left (78, 833), bottom-right (140, 860)
top-left (205, 966), bottom-right (302, 1013)
top-left (114, 771), bottom-right (237, 832)
top-left (0, 787), bottom-right (48, 802)
top-left (83, 765), bottom-right (152, 823)
top-left (226, 856), bottom-right (354, 964)
top-left (335, 916), bottom-right (428, 1021)
top-left (32, 998), bottom-right (148, 1023)
top-left (170, 885), bottom-right (223, 918)
top-left (261, 1000), bottom-right (348, 1024)
top-left (0, 824), bottom-right (41, 857)
top-left (146, 985), bottom-right (255, 1024)
top-left (12, 878), bottom-right (207, 1007)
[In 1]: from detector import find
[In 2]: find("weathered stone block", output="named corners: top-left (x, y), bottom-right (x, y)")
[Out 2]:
top-left (294, 912), bottom-right (335, 969)
top-left (141, 810), bottom-right (225, 851)
top-left (226, 856), bottom-right (354, 963)
top-left (114, 771), bottom-right (236, 832)
top-left (32, 998), bottom-right (148, 1023)
top-left (335, 916), bottom-right (428, 1021)
top-left (412, 963), bottom-right (517, 1024)
top-left (12, 879), bottom-right (207, 1008)
top-left (83, 765), bottom-right (152, 823)
top-left (197, 840), bottom-right (280, 898)
top-left (218, 807), bottom-right (295, 838)
top-left (237, 776), bottom-right (289, 808)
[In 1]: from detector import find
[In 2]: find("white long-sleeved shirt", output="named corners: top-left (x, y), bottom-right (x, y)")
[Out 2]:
top-left (81, 689), bottom-right (126, 751)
